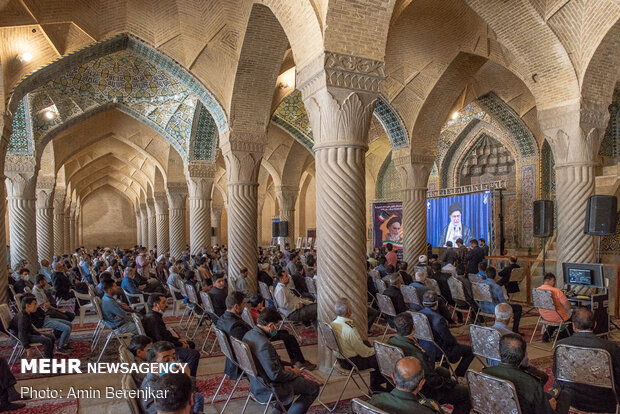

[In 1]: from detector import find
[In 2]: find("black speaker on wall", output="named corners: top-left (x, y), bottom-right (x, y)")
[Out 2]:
top-left (272, 221), bottom-right (280, 238)
top-left (279, 221), bottom-right (289, 237)
top-left (533, 200), bottom-right (554, 238)
top-left (584, 195), bottom-right (617, 235)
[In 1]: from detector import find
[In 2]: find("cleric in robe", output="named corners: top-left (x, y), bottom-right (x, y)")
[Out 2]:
top-left (438, 202), bottom-right (473, 247)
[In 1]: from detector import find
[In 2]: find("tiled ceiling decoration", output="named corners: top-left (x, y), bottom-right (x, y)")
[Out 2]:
top-left (8, 33), bottom-right (225, 162)
top-left (190, 102), bottom-right (219, 162)
top-left (271, 90), bottom-right (409, 151)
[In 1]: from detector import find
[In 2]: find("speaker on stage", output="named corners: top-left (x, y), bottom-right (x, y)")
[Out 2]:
top-left (272, 221), bottom-right (280, 238)
top-left (533, 200), bottom-right (554, 238)
top-left (279, 221), bottom-right (289, 237)
top-left (585, 195), bottom-right (617, 235)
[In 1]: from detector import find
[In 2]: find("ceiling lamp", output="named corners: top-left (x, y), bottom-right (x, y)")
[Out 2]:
top-left (19, 52), bottom-right (33, 63)
top-left (43, 110), bottom-right (56, 120)
top-left (451, 112), bottom-right (459, 120)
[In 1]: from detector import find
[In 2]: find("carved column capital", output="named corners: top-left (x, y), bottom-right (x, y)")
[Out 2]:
top-left (167, 183), bottom-right (188, 210)
top-left (154, 192), bottom-right (168, 214)
top-left (393, 151), bottom-right (435, 190)
top-left (35, 176), bottom-right (55, 209)
top-left (186, 164), bottom-right (215, 200)
top-left (221, 132), bottom-right (265, 185)
top-left (53, 189), bottom-right (66, 210)
top-left (275, 186), bottom-right (299, 211)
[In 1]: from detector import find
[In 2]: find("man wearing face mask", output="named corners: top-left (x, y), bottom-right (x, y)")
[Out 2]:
top-left (242, 308), bottom-right (320, 414)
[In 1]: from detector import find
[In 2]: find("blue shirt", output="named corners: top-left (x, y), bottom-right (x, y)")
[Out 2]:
top-left (81, 262), bottom-right (93, 284)
top-left (101, 293), bottom-right (130, 328)
top-left (478, 278), bottom-right (506, 314)
top-left (121, 277), bottom-right (141, 295)
top-left (40, 266), bottom-right (52, 282)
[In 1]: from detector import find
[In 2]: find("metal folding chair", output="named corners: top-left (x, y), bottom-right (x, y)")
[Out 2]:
top-left (167, 283), bottom-right (186, 317)
top-left (373, 341), bottom-right (404, 386)
top-left (376, 293), bottom-right (397, 341)
top-left (466, 369), bottom-right (522, 414)
top-left (447, 277), bottom-right (472, 325)
top-left (530, 288), bottom-right (571, 349)
top-left (469, 324), bottom-right (501, 367)
top-left (400, 285), bottom-right (421, 308)
top-left (199, 291), bottom-right (219, 354)
top-left (0, 304), bottom-right (45, 368)
top-left (185, 286), bottom-right (205, 339)
top-left (471, 282), bottom-right (495, 324)
top-left (376, 279), bottom-right (387, 295)
top-left (211, 328), bottom-right (246, 414)
top-left (270, 285), bottom-right (303, 341)
top-left (121, 374), bottom-right (143, 414)
top-left (305, 277), bottom-right (317, 298)
top-left (229, 337), bottom-right (288, 414)
top-left (409, 311), bottom-right (455, 376)
top-left (351, 398), bottom-right (390, 414)
top-left (242, 307), bottom-right (256, 328)
top-left (92, 297), bottom-right (132, 363)
top-left (131, 313), bottom-right (146, 336)
top-left (316, 321), bottom-right (370, 412)
top-left (554, 344), bottom-right (619, 414)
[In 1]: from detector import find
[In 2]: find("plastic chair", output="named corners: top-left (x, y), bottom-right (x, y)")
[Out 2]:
top-left (167, 283), bottom-right (186, 317)
top-left (316, 321), bottom-right (370, 412)
top-left (122, 288), bottom-right (148, 311)
top-left (72, 289), bottom-right (95, 325)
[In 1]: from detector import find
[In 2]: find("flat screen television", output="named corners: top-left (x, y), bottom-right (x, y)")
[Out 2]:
top-left (562, 262), bottom-right (604, 289)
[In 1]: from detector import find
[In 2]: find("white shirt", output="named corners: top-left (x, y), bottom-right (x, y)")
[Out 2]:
top-left (442, 263), bottom-right (457, 278)
top-left (274, 282), bottom-right (307, 316)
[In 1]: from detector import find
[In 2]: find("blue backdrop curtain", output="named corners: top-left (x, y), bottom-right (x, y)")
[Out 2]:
top-left (426, 191), bottom-right (493, 247)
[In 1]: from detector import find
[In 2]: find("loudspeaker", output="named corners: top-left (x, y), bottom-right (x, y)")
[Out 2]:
top-left (211, 227), bottom-right (215, 237)
top-left (272, 221), bottom-right (280, 238)
top-left (584, 195), bottom-right (617, 235)
top-left (279, 221), bottom-right (289, 237)
top-left (533, 200), bottom-right (554, 238)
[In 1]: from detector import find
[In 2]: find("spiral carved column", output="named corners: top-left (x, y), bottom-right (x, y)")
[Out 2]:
top-left (299, 53), bottom-right (383, 371)
top-left (555, 164), bottom-right (596, 265)
top-left (0, 118), bottom-right (9, 303)
top-left (275, 186), bottom-right (298, 250)
top-left (53, 191), bottom-right (65, 256)
top-left (167, 184), bottom-right (187, 260)
top-left (73, 206), bottom-right (80, 250)
top-left (5, 158), bottom-right (39, 272)
top-left (186, 163), bottom-right (215, 255)
top-left (211, 205), bottom-right (223, 247)
top-left (394, 153), bottom-right (434, 266)
top-left (147, 199), bottom-right (157, 251)
top-left (221, 137), bottom-right (264, 294)
top-left (154, 193), bottom-right (169, 254)
top-left (35, 179), bottom-right (55, 263)
top-left (139, 203), bottom-right (148, 249)
top-left (69, 212), bottom-right (76, 253)
top-left (63, 204), bottom-right (71, 254)
top-left (135, 209), bottom-right (142, 246)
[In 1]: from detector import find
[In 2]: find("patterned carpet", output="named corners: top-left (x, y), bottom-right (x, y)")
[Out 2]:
top-left (3, 397), bottom-right (78, 414)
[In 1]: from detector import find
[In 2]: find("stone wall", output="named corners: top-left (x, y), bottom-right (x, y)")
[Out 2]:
top-left (82, 186), bottom-right (136, 249)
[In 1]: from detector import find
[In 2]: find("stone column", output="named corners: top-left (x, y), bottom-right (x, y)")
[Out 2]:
top-left (5, 155), bottom-right (39, 272)
top-left (186, 163), bottom-right (215, 255)
top-left (53, 189), bottom-right (65, 256)
top-left (139, 203), bottom-right (148, 248)
top-left (146, 198), bottom-right (157, 250)
top-left (135, 207), bottom-right (142, 246)
top-left (538, 101), bottom-right (608, 279)
top-left (221, 137), bottom-right (264, 294)
top-left (167, 183), bottom-right (187, 259)
top-left (35, 177), bottom-right (55, 263)
top-left (63, 202), bottom-right (71, 254)
top-left (394, 151), bottom-right (434, 266)
top-left (154, 192), bottom-right (169, 254)
top-left (298, 52), bottom-right (383, 370)
top-left (0, 115), bottom-right (10, 304)
top-left (211, 205), bottom-right (223, 247)
top-left (73, 204), bottom-right (80, 250)
top-left (69, 205), bottom-right (76, 252)
top-left (275, 186), bottom-right (299, 249)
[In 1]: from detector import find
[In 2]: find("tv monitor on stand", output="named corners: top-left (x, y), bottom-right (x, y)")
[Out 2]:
top-left (561, 262), bottom-right (608, 335)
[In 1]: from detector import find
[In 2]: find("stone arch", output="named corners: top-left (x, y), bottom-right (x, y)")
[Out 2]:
top-left (376, 151), bottom-right (402, 201)
top-left (7, 33), bottom-right (227, 162)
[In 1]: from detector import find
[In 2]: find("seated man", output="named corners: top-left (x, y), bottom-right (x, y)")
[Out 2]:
top-left (9, 294), bottom-right (64, 358)
top-left (484, 334), bottom-right (571, 414)
top-left (397, 262), bottom-right (413, 285)
top-left (477, 267), bottom-right (522, 333)
top-left (383, 273), bottom-right (408, 314)
top-left (331, 297), bottom-right (389, 393)
top-left (412, 272), bottom-right (453, 321)
top-left (217, 292), bottom-right (315, 381)
top-left (498, 256), bottom-right (521, 293)
top-left (274, 270), bottom-right (317, 329)
top-left (142, 294), bottom-right (200, 377)
top-left (368, 357), bottom-right (442, 414)
top-left (243, 308), bottom-right (320, 413)
top-left (389, 313), bottom-right (470, 414)
top-left (167, 264), bottom-right (184, 299)
top-left (207, 273), bottom-right (228, 318)
top-left (153, 373), bottom-right (195, 414)
top-left (0, 356), bottom-right (29, 411)
top-left (441, 255), bottom-right (457, 278)
top-left (538, 273), bottom-right (573, 342)
top-left (31, 275), bottom-right (73, 351)
top-left (13, 268), bottom-right (33, 294)
top-left (100, 278), bottom-right (138, 334)
top-left (489, 304), bottom-right (549, 384)
top-left (555, 307), bottom-right (620, 413)
top-left (127, 335), bottom-right (153, 385)
top-left (140, 341), bottom-right (204, 414)
top-left (419, 291), bottom-right (473, 378)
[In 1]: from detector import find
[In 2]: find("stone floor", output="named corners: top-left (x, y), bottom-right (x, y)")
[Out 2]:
top-left (12, 311), bottom-right (620, 414)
